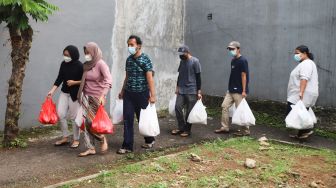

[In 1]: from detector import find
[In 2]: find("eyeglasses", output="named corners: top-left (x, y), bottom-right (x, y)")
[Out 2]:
top-left (227, 47), bottom-right (236, 51)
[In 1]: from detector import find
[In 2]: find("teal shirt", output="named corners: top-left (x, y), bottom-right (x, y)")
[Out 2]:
top-left (125, 53), bottom-right (153, 92)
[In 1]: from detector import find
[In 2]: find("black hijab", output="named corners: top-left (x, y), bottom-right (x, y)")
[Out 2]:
top-left (63, 45), bottom-right (80, 62)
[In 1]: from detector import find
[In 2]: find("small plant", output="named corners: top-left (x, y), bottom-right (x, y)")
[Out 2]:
top-left (9, 138), bottom-right (28, 148)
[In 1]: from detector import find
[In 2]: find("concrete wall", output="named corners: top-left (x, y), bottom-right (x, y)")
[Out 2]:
top-left (185, 0), bottom-right (336, 107)
top-left (0, 0), bottom-right (115, 129)
top-left (109, 0), bottom-right (184, 111)
top-left (0, 0), bottom-right (185, 129)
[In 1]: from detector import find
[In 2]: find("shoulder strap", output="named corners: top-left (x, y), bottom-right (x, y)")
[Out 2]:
top-left (132, 57), bottom-right (155, 77)
top-left (133, 57), bottom-right (146, 72)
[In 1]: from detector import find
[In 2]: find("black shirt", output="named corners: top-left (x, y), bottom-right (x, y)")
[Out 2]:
top-left (54, 61), bottom-right (83, 101)
top-left (228, 56), bottom-right (249, 94)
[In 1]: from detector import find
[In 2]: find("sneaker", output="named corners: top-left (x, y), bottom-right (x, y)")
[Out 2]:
top-left (214, 127), bottom-right (230, 134)
top-left (298, 131), bottom-right (314, 139)
top-left (116, 148), bottom-right (132, 155)
top-left (233, 130), bottom-right (250, 137)
top-left (141, 141), bottom-right (155, 149)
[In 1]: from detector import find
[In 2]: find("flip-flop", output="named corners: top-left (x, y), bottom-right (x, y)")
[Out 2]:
top-left (70, 142), bottom-right (80, 148)
top-left (171, 129), bottom-right (182, 135)
top-left (180, 132), bottom-right (191, 137)
top-left (54, 141), bottom-right (70, 146)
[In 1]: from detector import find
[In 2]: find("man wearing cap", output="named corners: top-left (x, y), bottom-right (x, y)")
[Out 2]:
top-left (215, 41), bottom-right (250, 136)
top-left (171, 45), bottom-right (202, 137)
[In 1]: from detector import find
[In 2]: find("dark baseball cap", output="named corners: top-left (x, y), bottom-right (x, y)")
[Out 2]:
top-left (178, 45), bottom-right (190, 53)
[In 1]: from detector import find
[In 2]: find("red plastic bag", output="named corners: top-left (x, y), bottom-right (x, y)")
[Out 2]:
top-left (91, 105), bottom-right (114, 134)
top-left (39, 97), bottom-right (59, 125)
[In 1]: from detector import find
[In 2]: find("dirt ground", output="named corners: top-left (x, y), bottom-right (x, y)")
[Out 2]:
top-left (66, 138), bottom-right (336, 188)
top-left (0, 115), bottom-right (335, 188)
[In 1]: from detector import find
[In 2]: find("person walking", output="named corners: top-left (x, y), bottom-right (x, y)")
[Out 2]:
top-left (171, 45), bottom-right (202, 137)
top-left (77, 42), bottom-right (112, 157)
top-left (215, 41), bottom-right (250, 136)
top-left (48, 45), bottom-right (83, 148)
top-left (286, 45), bottom-right (318, 139)
top-left (117, 35), bottom-right (156, 154)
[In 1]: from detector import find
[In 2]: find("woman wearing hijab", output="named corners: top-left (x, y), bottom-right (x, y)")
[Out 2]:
top-left (48, 45), bottom-right (83, 148)
top-left (77, 42), bottom-right (112, 157)
top-left (287, 45), bottom-right (319, 139)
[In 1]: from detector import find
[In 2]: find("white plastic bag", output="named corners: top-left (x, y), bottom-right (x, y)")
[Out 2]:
top-left (285, 100), bottom-right (314, 130)
top-left (75, 106), bottom-right (83, 128)
top-left (187, 100), bottom-right (207, 125)
top-left (309, 108), bottom-right (317, 124)
top-left (229, 104), bottom-right (236, 117)
top-left (168, 95), bottom-right (177, 117)
top-left (139, 103), bottom-right (160, 137)
top-left (112, 99), bottom-right (123, 124)
top-left (232, 99), bottom-right (256, 126)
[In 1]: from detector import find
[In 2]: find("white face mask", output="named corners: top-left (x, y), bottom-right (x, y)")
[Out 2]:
top-left (63, 56), bottom-right (72, 63)
top-left (85, 54), bottom-right (92, 62)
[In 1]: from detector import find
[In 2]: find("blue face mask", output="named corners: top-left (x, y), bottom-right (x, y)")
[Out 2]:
top-left (128, 47), bottom-right (137, 55)
top-left (294, 54), bottom-right (301, 62)
top-left (229, 50), bottom-right (237, 57)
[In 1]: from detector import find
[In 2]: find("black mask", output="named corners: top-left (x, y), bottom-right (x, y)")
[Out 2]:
top-left (179, 55), bottom-right (187, 60)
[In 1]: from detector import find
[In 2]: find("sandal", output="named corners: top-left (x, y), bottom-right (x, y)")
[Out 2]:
top-left (233, 130), bottom-right (250, 137)
top-left (180, 132), bottom-right (191, 137)
top-left (214, 127), bottom-right (230, 134)
top-left (78, 149), bottom-right (96, 157)
top-left (171, 129), bottom-right (183, 135)
top-left (54, 137), bottom-right (69, 146)
top-left (70, 141), bottom-right (80, 148)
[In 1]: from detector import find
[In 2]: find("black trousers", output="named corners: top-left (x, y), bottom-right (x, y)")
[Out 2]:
top-left (122, 90), bottom-right (155, 150)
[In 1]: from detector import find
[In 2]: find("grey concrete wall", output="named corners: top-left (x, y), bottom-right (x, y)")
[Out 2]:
top-left (185, 0), bottom-right (336, 107)
top-left (0, 0), bottom-right (115, 129)
top-left (109, 0), bottom-right (184, 112)
top-left (0, 0), bottom-right (185, 129)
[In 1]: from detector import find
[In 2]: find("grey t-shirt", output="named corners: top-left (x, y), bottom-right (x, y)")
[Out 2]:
top-left (177, 56), bottom-right (201, 94)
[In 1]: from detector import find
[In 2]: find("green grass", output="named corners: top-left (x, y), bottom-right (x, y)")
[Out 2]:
top-left (63, 137), bottom-right (336, 188)
top-left (0, 125), bottom-right (61, 148)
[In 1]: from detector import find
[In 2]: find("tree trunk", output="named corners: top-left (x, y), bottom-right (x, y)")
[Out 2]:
top-left (2, 25), bottom-right (33, 147)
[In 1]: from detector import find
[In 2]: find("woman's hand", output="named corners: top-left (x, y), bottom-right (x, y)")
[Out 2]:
top-left (118, 91), bottom-right (124, 99)
top-left (99, 96), bottom-right (106, 105)
top-left (47, 90), bottom-right (53, 97)
top-left (47, 85), bottom-right (58, 97)
top-left (67, 80), bottom-right (79, 87)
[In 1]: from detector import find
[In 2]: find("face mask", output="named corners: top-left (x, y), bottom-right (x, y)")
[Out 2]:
top-left (229, 50), bottom-right (237, 57)
top-left (179, 55), bottom-right (187, 60)
top-left (294, 54), bottom-right (301, 62)
top-left (128, 47), bottom-right (137, 55)
top-left (85, 54), bottom-right (92, 62)
top-left (63, 56), bottom-right (72, 63)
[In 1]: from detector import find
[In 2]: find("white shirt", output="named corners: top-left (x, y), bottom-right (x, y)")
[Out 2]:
top-left (287, 59), bottom-right (319, 107)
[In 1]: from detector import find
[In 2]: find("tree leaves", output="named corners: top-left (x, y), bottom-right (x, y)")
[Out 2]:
top-left (0, 0), bottom-right (58, 30)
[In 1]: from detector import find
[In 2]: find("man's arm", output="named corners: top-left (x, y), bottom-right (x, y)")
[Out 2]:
top-left (146, 71), bottom-right (156, 103)
top-left (241, 72), bottom-right (247, 98)
top-left (118, 72), bottom-right (128, 99)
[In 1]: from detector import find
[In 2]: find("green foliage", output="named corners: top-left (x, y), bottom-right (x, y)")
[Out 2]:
top-left (9, 137), bottom-right (27, 148)
top-left (0, 0), bottom-right (58, 30)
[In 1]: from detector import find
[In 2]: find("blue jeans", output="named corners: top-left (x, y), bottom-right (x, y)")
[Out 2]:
top-left (122, 90), bottom-right (155, 150)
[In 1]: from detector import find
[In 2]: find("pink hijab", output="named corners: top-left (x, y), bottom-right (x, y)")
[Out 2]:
top-left (77, 42), bottom-right (103, 102)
